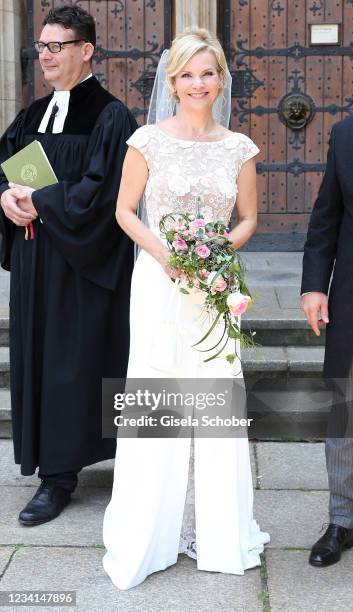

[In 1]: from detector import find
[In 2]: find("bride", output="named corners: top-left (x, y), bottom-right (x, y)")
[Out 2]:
top-left (103, 26), bottom-right (270, 590)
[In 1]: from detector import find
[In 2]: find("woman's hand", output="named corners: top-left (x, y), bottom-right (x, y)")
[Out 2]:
top-left (155, 247), bottom-right (180, 280)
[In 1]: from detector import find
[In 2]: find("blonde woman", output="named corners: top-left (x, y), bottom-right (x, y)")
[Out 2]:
top-left (103, 27), bottom-right (270, 590)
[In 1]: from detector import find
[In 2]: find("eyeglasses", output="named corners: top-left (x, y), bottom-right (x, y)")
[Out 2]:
top-left (33, 40), bottom-right (87, 53)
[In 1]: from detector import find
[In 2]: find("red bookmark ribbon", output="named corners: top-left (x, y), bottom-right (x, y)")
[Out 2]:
top-left (24, 222), bottom-right (35, 241)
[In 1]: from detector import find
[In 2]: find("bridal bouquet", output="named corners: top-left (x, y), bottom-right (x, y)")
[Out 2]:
top-left (159, 203), bottom-right (256, 363)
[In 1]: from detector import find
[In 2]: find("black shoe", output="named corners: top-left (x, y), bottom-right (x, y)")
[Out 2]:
top-left (18, 481), bottom-right (71, 526)
top-left (309, 523), bottom-right (353, 567)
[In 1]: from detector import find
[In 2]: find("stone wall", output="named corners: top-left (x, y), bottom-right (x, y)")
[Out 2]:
top-left (175, 0), bottom-right (217, 35)
top-left (0, 0), bottom-right (25, 133)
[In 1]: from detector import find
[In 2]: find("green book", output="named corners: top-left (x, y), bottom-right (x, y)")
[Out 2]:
top-left (1, 140), bottom-right (58, 189)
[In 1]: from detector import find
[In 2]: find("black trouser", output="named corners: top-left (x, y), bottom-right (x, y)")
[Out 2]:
top-left (38, 470), bottom-right (81, 493)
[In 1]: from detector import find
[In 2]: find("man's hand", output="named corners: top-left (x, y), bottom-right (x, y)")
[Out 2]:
top-left (300, 292), bottom-right (329, 336)
top-left (0, 188), bottom-right (37, 226)
top-left (8, 183), bottom-right (38, 218)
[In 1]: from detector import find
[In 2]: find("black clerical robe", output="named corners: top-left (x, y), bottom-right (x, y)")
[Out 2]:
top-left (0, 76), bottom-right (137, 475)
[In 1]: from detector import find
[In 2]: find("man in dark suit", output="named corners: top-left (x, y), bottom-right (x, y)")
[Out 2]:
top-left (301, 118), bottom-right (353, 566)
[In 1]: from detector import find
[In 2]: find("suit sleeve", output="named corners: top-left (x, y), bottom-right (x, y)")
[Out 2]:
top-left (32, 102), bottom-right (138, 291)
top-left (301, 125), bottom-right (343, 294)
top-left (0, 110), bottom-right (25, 270)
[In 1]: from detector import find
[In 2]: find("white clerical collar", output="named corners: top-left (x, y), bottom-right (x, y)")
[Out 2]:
top-left (38, 73), bottom-right (93, 134)
top-left (79, 72), bottom-right (93, 84)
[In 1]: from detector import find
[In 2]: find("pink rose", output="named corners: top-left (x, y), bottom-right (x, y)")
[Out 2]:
top-left (189, 225), bottom-right (205, 237)
top-left (195, 244), bottom-right (210, 259)
top-left (190, 219), bottom-right (206, 230)
top-left (169, 221), bottom-right (178, 230)
top-left (167, 219), bottom-right (186, 232)
top-left (207, 231), bottom-right (216, 237)
top-left (226, 292), bottom-right (251, 316)
top-left (207, 271), bottom-right (227, 293)
top-left (172, 238), bottom-right (187, 250)
top-left (211, 277), bottom-right (227, 294)
top-left (199, 268), bottom-right (210, 279)
top-left (201, 207), bottom-right (213, 223)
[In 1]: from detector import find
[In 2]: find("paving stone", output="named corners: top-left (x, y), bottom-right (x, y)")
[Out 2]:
top-left (1, 437), bottom-right (255, 492)
top-left (0, 440), bottom-right (31, 485)
top-left (77, 461), bottom-right (114, 488)
top-left (254, 490), bottom-right (329, 548)
top-left (0, 440), bottom-right (115, 487)
top-left (0, 486), bottom-right (109, 545)
top-left (256, 442), bottom-right (328, 490)
top-left (0, 546), bottom-right (263, 612)
top-left (0, 436), bottom-right (254, 486)
top-left (0, 545), bottom-right (15, 574)
top-left (266, 550), bottom-right (353, 612)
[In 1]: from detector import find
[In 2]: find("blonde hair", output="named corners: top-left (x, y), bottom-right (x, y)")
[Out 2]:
top-left (166, 27), bottom-right (227, 100)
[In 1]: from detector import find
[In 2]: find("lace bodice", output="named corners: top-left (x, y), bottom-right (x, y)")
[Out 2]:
top-left (126, 124), bottom-right (260, 229)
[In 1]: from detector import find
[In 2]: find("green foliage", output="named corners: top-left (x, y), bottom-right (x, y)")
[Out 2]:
top-left (159, 209), bottom-right (256, 363)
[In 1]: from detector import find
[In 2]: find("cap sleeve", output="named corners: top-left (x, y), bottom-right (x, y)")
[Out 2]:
top-left (126, 125), bottom-right (151, 164)
top-left (238, 134), bottom-right (260, 164)
top-left (226, 132), bottom-right (260, 167)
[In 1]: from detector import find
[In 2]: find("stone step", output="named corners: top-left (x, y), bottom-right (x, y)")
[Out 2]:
top-left (0, 314), bottom-right (324, 350)
top-left (0, 346), bottom-right (324, 388)
top-left (0, 347), bottom-right (9, 389)
top-left (0, 389), bottom-right (11, 438)
top-left (242, 316), bottom-right (325, 347)
top-left (246, 380), bottom-right (331, 441)
top-left (0, 315), bottom-right (9, 347)
top-left (0, 383), bottom-right (331, 442)
top-left (242, 346), bottom-right (326, 441)
top-left (242, 345), bottom-right (324, 374)
top-left (0, 346), bottom-right (326, 441)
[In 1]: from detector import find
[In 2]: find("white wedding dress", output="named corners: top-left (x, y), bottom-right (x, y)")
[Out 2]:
top-left (102, 125), bottom-right (270, 590)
